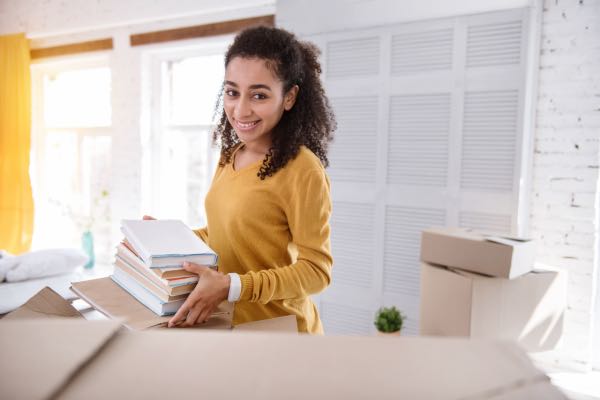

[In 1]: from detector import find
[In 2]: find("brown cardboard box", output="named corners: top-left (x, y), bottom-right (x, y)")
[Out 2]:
top-left (2, 287), bottom-right (83, 320)
top-left (420, 227), bottom-right (536, 278)
top-left (420, 262), bottom-right (566, 352)
top-left (70, 277), bottom-right (300, 332)
top-left (0, 318), bottom-right (567, 400)
top-left (71, 277), bottom-right (234, 330)
top-left (0, 319), bottom-right (121, 400)
top-left (6, 282), bottom-right (298, 333)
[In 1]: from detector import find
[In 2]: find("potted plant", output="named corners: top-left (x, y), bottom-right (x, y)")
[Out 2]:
top-left (374, 306), bottom-right (405, 336)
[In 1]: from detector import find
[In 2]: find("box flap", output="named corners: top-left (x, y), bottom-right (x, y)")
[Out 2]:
top-left (421, 227), bottom-right (535, 279)
top-left (484, 236), bottom-right (532, 246)
top-left (57, 330), bottom-right (561, 399)
top-left (234, 315), bottom-right (298, 333)
top-left (2, 286), bottom-right (83, 320)
top-left (71, 277), bottom-right (232, 330)
top-left (0, 319), bottom-right (121, 400)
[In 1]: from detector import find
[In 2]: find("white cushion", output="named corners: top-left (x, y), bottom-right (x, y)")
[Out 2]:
top-left (0, 249), bottom-right (89, 282)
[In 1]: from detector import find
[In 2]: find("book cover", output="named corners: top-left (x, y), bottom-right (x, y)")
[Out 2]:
top-left (121, 219), bottom-right (218, 268)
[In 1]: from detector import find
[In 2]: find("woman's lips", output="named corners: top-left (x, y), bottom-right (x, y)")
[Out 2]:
top-left (235, 120), bottom-right (260, 131)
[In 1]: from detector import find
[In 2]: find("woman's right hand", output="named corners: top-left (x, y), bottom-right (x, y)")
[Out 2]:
top-left (143, 215), bottom-right (156, 220)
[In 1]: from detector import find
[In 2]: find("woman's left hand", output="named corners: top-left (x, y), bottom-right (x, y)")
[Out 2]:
top-left (168, 262), bottom-right (230, 328)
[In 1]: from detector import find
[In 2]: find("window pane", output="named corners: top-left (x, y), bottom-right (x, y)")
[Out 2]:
top-left (80, 135), bottom-right (112, 264)
top-left (168, 54), bottom-right (224, 125)
top-left (43, 67), bottom-right (111, 128)
top-left (155, 128), bottom-right (219, 226)
top-left (32, 131), bottom-right (80, 249)
top-left (31, 131), bottom-right (113, 264)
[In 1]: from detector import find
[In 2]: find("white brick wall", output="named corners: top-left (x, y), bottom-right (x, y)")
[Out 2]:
top-left (530, 0), bottom-right (600, 368)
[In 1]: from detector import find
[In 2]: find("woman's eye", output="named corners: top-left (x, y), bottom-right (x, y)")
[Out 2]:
top-left (224, 89), bottom-right (238, 97)
top-left (253, 93), bottom-right (267, 100)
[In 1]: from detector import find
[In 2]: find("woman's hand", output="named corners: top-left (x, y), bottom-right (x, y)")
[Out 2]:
top-left (143, 215), bottom-right (156, 220)
top-left (168, 262), bottom-right (231, 327)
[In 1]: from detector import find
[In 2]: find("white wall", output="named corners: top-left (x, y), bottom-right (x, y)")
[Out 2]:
top-left (0, 0), bottom-right (274, 37)
top-left (530, 0), bottom-right (600, 369)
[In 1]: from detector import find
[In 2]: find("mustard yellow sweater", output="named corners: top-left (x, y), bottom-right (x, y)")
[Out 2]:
top-left (194, 145), bottom-right (333, 334)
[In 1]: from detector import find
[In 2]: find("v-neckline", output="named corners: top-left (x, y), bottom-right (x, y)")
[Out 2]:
top-left (231, 144), bottom-right (264, 173)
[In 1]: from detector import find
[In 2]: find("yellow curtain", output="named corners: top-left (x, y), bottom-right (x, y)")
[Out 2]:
top-left (0, 33), bottom-right (34, 254)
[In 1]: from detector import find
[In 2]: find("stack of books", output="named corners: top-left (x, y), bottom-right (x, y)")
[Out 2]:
top-left (112, 219), bottom-right (218, 316)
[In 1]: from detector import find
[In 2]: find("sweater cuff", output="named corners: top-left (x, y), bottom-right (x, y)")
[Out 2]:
top-left (227, 273), bottom-right (241, 302)
top-left (239, 273), bottom-right (254, 301)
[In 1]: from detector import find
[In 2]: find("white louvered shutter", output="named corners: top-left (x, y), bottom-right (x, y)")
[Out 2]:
top-left (306, 8), bottom-right (537, 336)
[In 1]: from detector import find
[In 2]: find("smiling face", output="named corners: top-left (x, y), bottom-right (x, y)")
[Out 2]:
top-left (223, 57), bottom-right (298, 152)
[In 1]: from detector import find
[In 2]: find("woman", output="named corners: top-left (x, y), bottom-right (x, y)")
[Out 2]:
top-left (167, 26), bottom-right (336, 334)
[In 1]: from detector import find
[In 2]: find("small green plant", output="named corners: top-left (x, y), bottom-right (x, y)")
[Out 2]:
top-left (374, 306), bottom-right (405, 333)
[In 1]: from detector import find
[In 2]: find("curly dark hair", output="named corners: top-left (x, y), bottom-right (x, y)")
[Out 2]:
top-left (212, 26), bottom-right (336, 180)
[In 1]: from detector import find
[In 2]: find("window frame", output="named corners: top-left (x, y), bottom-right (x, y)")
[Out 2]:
top-left (30, 55), bottom-right (113, 253)
top-left (141, 36), bottom-right (233, 225)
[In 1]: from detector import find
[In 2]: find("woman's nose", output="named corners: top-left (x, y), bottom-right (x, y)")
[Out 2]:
top-left (234, 96), bottom-right (252, 119)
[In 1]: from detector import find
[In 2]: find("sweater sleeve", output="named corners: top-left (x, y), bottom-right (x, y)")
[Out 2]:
top-left (239, 169), bottom-right (333, 303)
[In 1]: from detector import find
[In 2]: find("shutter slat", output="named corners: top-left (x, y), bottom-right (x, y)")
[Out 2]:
top-left (388, 94), bottom-right (450, 186)
top-left (328, 37), bottom-right (380, 78)
top-left (460, 211), bottom-right (512, 233)
top-left (384, 206), bottom-right (446, 296)
top-left (330, 202), bottom-right (376, 288)
top-left (460, 90), bottom-right (518, 191)
top-left (391, 28), bottom-right (453, 75)
top-left (467, 20), bottom-right (522, 67)
top-left (321, 302), bottom-right (374, 335)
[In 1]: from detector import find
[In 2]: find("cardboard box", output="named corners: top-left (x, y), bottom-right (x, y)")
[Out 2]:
top-left (420, 262), bottom-right (566, 352)
top-left (421, 227), bottom-right (536, 279)
top-left (0, 318), bottom-right (567, 400)
top-left (6, 283), bottom-right (298, 333)
top-left (70, 277), bottom-right (234, 330)
top-left (2, 287), bottom-right (83, 321)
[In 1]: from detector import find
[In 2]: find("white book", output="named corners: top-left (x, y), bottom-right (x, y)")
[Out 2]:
top-left (120, 219), bottom-right (218, 268)
top-left (111, 267), bottom-right (185, 316)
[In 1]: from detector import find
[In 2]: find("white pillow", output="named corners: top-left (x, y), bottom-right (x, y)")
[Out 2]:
top-left (0, 248), bottom-right (89, 282)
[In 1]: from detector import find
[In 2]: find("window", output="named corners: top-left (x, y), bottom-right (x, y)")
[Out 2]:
top-left (31, 58), bottom-right (113, 265)
top-left (144, 41), bottom-right (228, 227)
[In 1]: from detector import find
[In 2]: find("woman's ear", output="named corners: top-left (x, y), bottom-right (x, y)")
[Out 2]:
top-left (284, 85), bottom-right (299, 111)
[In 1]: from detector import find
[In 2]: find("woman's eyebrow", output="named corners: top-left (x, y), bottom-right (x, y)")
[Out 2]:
top-left (249, 84), bottom-right (272, 91)
top-left (223, 81), bottom-right (272, 91)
